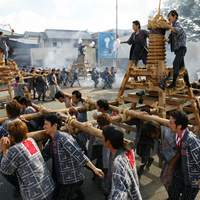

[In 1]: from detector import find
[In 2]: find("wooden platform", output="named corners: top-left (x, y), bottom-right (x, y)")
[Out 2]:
top-left (116, 60), bottom-right (200, 135)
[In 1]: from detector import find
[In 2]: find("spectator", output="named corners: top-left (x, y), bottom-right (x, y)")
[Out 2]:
top-left (91, 67), bottom-right (99, 88)
top-left (49, 68), bottom-right (57, 101)
top-left (71, 66), bottom-right (80, 87)
top-left (36, 71), bottom-right (46, 101)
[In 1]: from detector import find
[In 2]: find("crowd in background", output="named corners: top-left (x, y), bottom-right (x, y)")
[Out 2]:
top-left (15, 64), bottom-right (125, 102)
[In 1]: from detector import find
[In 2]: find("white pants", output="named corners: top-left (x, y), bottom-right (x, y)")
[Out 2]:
top-left (50, 84), bottom-right (56, 98)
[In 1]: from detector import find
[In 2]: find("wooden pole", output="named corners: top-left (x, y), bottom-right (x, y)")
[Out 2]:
top-left (27, 116), bottom-right (134, 151)
top-left (64, 92), bottom-right (194, 131)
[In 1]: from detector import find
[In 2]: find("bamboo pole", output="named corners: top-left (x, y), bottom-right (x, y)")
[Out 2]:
top-left (0, 106), bottom-right (88, 125)
top-left (0, 94), bottom-right (194, 131)
top-left (64, 92), bottom-right (194, 131)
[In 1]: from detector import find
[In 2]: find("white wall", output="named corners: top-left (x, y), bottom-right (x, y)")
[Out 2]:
top-left (30, 46), bottom-right (95, 68)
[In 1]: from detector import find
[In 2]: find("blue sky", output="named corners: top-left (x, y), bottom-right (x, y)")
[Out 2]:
top-left (0, 0), bottom-right (164, 33)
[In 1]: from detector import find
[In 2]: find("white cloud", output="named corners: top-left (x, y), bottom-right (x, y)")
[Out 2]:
top-left (52, 0), bottom-right (76, 17)
top-left (1, 10), bottom-right (47, 33)
top-left (0, 0), bottom-right (25, 8)
top-left (0, 0), bottom-right (164, 33)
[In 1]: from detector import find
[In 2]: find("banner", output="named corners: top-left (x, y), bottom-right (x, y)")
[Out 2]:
top-left (98, 32), bottom-right (115, 58)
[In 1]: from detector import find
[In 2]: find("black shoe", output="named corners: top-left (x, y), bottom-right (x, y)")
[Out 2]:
top-left (103, 87), bottom-right (105, 89)
top-left (52, 98), bottom-right (56, 101)
top-left (167, 83), bottom-right (176, 89)
top-left (42, 99), bottom-right (46, 102)
top-left (71, 85), bottom-right (73, 87)
top-left (146, 157), bottom-right (154, 169)
top-left (137, 165), bottom-right (145, 176)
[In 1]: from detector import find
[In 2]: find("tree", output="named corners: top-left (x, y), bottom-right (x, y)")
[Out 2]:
top-left (161, 0), bottom-right (200, 42)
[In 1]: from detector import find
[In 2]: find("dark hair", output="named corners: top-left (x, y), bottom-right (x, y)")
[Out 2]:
top-left (13, 95), bottom-right (22, 103)
top-left (144, 120), bottom-right (161, 136)
top-left (171, 110), bottom-right (188, 130)
top-left (19, 96), bottom-right (32, 107)
top-left (192, 82), bottom-right (197, 88)
top-left (140, 107), bottom-right (152, 115)
top-left (15, 76), bottom-right (20, 82)
top-left (55, 91), bottom-right (66, 99)
top-left (132, 20), bottom-right (141, 29)
top-left (37, 114), bottom-right (46, 127)
top-left (72, 90), bottom-right (82, 101)
top-left (97, 99), bottom-right (109, 111)
top-left (193, 90), bottom-right (199, 95)
top-left (45, 112), bottom-right (62, 130)
top-left (97, 113), bottom-right (111, 127)
top-left (52, 68), bottom-right (56, 72)
top-left (6, 100), bottom-right (21, 117)
top-left (103, 124), bottom-right (124, 149)
top-left (168, 10), bottom-right (179, 19)
top-left (30, 69), bottom-right (35, 73)
top-left (0, 32), bottom-right (3, 35)
top-left (7, 120), bottom-right (27, 143)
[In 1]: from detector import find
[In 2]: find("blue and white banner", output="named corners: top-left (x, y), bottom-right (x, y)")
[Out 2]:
top-left (98, 32), bottom-right (115, 58)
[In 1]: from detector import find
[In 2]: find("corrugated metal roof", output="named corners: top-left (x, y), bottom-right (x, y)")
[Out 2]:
top-left (24, 31), bottom-right (41, 37)
top-left (0, 29), bottom-right (23, 38)
top-left (44, 29), bottom-right (94, 40)
top-left (10, 38), bottom-right (38, 44)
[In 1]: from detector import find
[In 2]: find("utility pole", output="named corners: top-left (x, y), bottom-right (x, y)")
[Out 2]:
top-left (116, 0), bottom-right (118, 69)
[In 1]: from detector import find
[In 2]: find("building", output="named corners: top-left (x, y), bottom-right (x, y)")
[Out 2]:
top-left (0, 29), bottom-right (39, 67)
top-left (30, 29), bottom-right (96, 68)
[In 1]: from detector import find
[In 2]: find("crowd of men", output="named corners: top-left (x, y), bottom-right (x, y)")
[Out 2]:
top-left (0, 91), bottom-right (200, 200)
top-left (15, 65), bottom-right (119, 102)
top-left (1, 9), bottom-right (200, 200)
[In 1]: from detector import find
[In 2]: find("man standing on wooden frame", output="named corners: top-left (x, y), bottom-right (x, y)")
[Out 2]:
top-left (121, 20), bottom-right (149, 81)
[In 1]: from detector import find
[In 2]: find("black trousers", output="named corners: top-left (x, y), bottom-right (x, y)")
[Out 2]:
top-left (168, 168), bottom-right (199, 200)
top-left (53, 180), bottom-right (84, 200)
top-left (173, 47), bottom-right (187, 76)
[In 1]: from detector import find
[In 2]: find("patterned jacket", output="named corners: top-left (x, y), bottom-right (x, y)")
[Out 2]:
top-left (0, 138), bottom-right (55, 200)
top-left (157, 125), bottom-right (177, 162)
top-left (169, 19), bottom-right (186, 52)
top-left (22, 106), bottom-right (38, 131)
top-left (75, 101), bottom-right (87, 122)
top-left (0, 117), bottom-right (20, 139)
top-left (107, 149), bottom-right (142, 200)
top-left (42, 130), bottom-right (89, 185)
top-left (180, 128), bottom-right (200, 188)
top-left (10, 82), bottom-right (27, 96)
